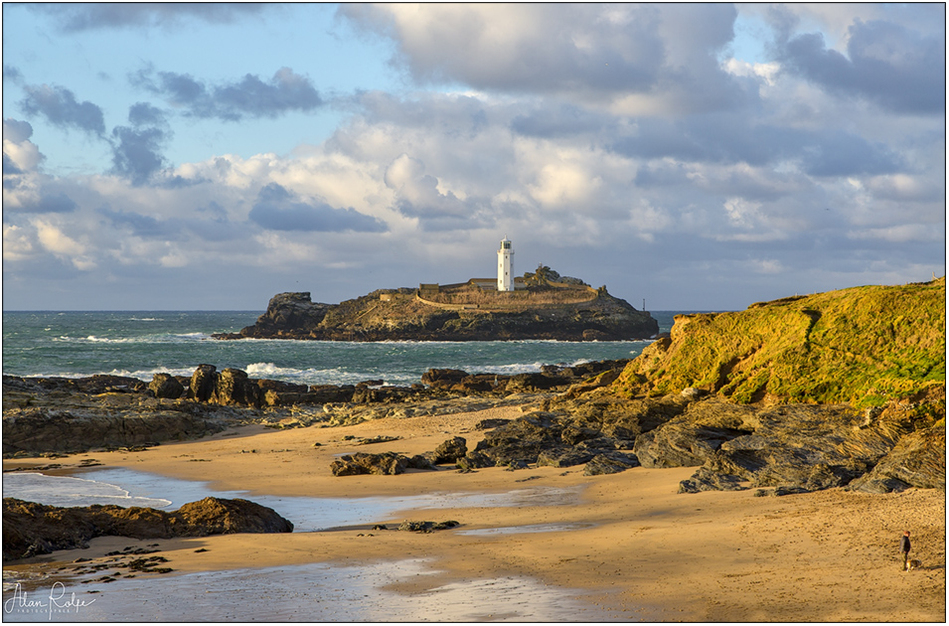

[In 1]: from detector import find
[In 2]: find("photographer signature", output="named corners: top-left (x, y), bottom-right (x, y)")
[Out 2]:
top-left (4, 582), bottom-right (96, 620)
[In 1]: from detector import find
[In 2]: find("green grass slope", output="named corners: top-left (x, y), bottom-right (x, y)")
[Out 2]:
top-left (614, 278), bottom-right (945, 409)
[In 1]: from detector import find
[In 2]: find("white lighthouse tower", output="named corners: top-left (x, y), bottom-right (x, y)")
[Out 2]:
top-left (497, 237), bottom-right (514, 291)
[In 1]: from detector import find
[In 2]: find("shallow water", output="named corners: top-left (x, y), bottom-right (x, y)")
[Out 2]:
top-left (2, 559), bottom-right (619, 622)
top-left (3, 468), bottom-right (584, 533)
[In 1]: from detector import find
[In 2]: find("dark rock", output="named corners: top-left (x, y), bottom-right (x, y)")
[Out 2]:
top-left (561, 424), bottom-right (602, 445)
top-left (505, 373), bottom-right (569, 392)
top-left (475, 418), bottom-right (510, 430)
top-left (536, 448), bottom-right (597, 468)
top-left (213, 368), bottom-right (261, 407)
top-left (306, 385), bottom-right (356, 403)
top-left (73, 375), bottom-right (148, 394)
top-left (396, 520), bottom-right (459, 532)
top-left (189, 365), bottom-right (217, 402)
top-left (3, 497), bottom-right (292, 561)
top-left (633, 399), bottom-right (758, 468)
top-left (357, 379), bottom-right (384, 387)
top-left (848, 426), bottom-right (946, 493)
top-left (257, 379), bottom-right (308, 394)
top-left (352, 386), bottom-right (415, 403)
top-left (473, 411), bottom-right (567, 466)
top-left (330, 452), bottom-right (408, 476)
top-left (674, 401), bottom-right (911, 493)
top-left (431, 436), bottom-right (468, 464)
top-left (406, 454), bottom-right (438, 470)
top-left (421, 369), bottom-right (469, 389)
top-left (148, 373), bottom-right (184, 399)
top-left (677, 465), bottom-right (747, 493)
top-left (584, 452), bottom-right (639, 476)
top-left (2, 405), bottom-right (229, 457)
top-left (457, 451), bottom-right (493, 470)
top-left (454, 374), bottom-right (502, 393)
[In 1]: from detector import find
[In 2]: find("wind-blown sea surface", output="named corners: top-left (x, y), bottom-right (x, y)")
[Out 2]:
top-left (2, 310), bottom-right (691, 386)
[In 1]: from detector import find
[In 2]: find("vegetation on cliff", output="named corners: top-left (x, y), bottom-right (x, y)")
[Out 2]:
top-left (614, 278), bottom-right (945, 409)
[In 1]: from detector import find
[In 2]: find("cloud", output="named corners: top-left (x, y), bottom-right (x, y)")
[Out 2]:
top-left (3, 118), bottom-right (43, 173)
top-left (128, 102), bottom-right (167, 127)
top-left (98, 206), bottom-right (176, 239)
top-left (342, 4), bottom-right (749, 114)
top-left (384, 153), bottom-right (481, 221)
top-left (19, 84), bottom-right (106, 135)
top-left (3, 64), bottom-right (24, 83)
top-left (29, 3), bottom-right (269, 33)
top-left (110, 125), bottom-right (170, 186)
top-left (248, 183), bottom-right (386, 233)
top-left (778, 18), bottom-right (945, 114)
top-left (609, 115), bottom-right (901, 177)
top-left (10, 192), bottom-right (79, 214)
top-left (133, 67), bottom-right (323, 121)
top-left (34, 219), bottom-right (96, 270)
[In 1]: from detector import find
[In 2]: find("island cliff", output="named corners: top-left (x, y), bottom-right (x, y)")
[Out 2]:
top-left (216, 267), bottom-right (658, 341)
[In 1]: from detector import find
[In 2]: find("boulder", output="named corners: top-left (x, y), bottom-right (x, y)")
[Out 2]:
top-left (431, 436), bottom-right (468, 464)
top-left (421, 369), bottom-right (469, 389)
top-left (149, 373), bottom-right (185, 399)
top-left (473, 411), bottom-right (568, 466)
top-left (189, 364), bottom-right (218, 402)
top-left (3, 497), bottom-right (293, 561)
top-left (584, 452), bottom-right (639, 476)
top-left (330, 452), bottom-right (409, 476)
top-left (213, 368), bottom-right (261, 407)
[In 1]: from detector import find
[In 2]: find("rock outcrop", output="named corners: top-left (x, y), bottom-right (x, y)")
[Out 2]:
top-left (3, 497), bottom-right (293, 561)
top-left (215, 269), bottom-right (658, 341)
top-left (614, 277), bottom-right (946, 408)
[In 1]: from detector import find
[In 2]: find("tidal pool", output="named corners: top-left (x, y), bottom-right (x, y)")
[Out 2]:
top-left (2, 470), bottom-right (620, 622)
top-left (2, 468), bottom-right (584, 532)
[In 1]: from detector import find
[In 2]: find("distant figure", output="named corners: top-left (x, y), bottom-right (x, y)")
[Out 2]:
top-left (900, 530), bottom-right (912, 571)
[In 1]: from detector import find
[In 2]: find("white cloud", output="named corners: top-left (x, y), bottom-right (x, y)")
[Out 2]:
top-left (2, 224), bottom-right (35, 261)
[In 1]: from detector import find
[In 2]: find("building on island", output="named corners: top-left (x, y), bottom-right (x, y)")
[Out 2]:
top-left (497, 238), bottom-right (514, 292)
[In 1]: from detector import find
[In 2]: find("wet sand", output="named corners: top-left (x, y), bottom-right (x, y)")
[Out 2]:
top-left (4, 404), bottom-right (946, 621)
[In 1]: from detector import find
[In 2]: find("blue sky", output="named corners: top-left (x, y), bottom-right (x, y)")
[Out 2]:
top-left (3, 3), bottom-right (945, 310)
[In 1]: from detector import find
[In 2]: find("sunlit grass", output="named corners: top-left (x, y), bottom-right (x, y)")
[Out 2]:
top-left (614, 277), bottom-right (946, 409)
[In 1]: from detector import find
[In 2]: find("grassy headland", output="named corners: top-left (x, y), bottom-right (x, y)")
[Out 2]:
top-left (614, 278), bottom-right (945, 410)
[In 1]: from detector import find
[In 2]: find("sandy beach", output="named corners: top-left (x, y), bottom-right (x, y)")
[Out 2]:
top-left (4, 403), bottom-right (945, 622)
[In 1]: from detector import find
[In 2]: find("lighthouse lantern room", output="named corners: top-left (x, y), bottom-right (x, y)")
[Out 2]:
top-left (497, 238), bottom-right (514, 292)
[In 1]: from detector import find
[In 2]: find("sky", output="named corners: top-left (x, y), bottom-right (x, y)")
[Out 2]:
top-left (2, 3), bottom-right (945, 311)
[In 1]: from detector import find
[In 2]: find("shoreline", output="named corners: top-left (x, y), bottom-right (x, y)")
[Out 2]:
top-left (3, 404), bottom-right (945, 622)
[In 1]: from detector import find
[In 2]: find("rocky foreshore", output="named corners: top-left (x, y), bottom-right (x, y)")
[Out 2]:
top-left (3, 354), bottom-right (944, 497)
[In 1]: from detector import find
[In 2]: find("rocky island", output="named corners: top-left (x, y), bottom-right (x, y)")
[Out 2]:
top-left (214, 265), bottom-right (658, 341)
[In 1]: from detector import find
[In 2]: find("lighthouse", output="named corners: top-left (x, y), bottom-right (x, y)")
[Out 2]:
top-left (497, 238), bottom-right (514, 291)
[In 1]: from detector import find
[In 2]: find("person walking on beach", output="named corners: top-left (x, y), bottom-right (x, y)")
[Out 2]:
top-left (900, 530), bottom-right (912, 571)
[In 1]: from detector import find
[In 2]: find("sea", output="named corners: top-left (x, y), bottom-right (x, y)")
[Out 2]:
top-left (1, 309), bottom-right (693, 621)
top-left (1, 310), bottom-right (689, 386)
